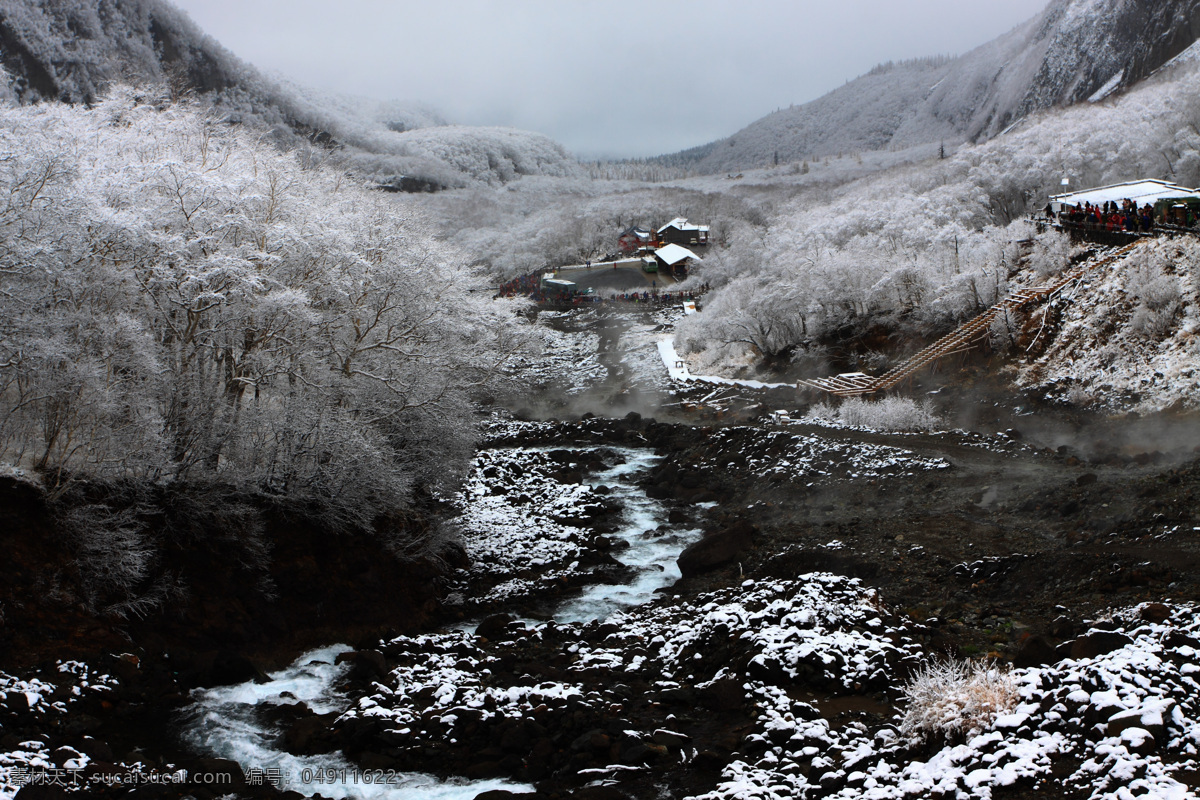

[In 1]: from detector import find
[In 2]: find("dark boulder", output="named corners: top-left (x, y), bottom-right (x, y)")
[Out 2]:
top-left (335, 649), bottom-right (389, 681)
top-left (1013, 635), bottom-right (1056, 668)
top-left (678, 521), bottom-right (756, 577)
top-left (699, 677), bottom-right (744, 712)
top-left (1139, 603), bottom-right (1171, 624)
top-left (284, 716), bottom-right (333, 755)
top-left (1056, 630), bottom-right (1134, 660)
top-left (476, 614), bottom-right (518, 640)
top-left (570, 729), bottom-right (611, 754)
top-left (621, 742), bottom-right (668, 765)
top-left (207, 650), bottom-right (269, 687)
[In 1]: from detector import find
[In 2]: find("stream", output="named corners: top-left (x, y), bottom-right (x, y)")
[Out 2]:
top-left (179, 446), bottom-right (693, 798)
top-left (549, 447), bottom-right (700, 624)
top-left (178, 645), bottom-right (519, 799)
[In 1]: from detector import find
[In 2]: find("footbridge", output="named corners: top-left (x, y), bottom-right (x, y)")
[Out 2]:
top-left (797, 239), bottom-right (1147, 397)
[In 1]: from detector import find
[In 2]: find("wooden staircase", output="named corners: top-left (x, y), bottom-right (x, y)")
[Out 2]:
top-left (798, 240), bottom-right (1146, 397)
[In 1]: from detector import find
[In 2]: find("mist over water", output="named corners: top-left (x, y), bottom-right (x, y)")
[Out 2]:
top-left (943, 384), bottom-right (1200, 463)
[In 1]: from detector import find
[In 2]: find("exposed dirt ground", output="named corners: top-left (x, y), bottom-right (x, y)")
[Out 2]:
top-left (654, 418), bottom-right (1200, 661)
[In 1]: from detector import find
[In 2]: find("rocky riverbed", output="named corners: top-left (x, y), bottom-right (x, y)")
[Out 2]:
top-left (3, 308), bottom-right (1200, 800)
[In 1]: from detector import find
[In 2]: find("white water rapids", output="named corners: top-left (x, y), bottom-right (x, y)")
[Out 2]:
top-left (179, 645), bottom-right (522, 798)
top-left (553, 447), bottom-right (700, 623)
top-left (180, 446), bottom-right (696, 798)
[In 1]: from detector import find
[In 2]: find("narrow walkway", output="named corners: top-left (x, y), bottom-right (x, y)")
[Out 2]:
top-left (798, 239), bottom-right (1147, 397)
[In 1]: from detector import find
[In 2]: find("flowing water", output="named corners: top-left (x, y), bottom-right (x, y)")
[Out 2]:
top-left (553, 447), bottom-right (700, 623)
top-left (179, 644), bottom-right (524, 798)
top-left (180, 446), bottom-right (693, 798)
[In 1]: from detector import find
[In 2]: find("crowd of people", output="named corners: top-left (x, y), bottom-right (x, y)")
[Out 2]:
top-left (1049, 198), bottom-right (1158, 232)
top-left (494, 274), bottom-right (541, 298)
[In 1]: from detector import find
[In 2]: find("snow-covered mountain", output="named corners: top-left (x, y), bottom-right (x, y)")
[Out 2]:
top-left (0, 0), bottom-right (581, 188)
top-left (0, 0), bottom-right (240, 103)
top-left (660, 0), bottom-right (1200, 173)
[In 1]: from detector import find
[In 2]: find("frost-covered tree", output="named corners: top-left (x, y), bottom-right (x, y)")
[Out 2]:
top-left (674, 51), bottom-right (1200, 378)
top-left (0, 88), bottom-right (522, 527)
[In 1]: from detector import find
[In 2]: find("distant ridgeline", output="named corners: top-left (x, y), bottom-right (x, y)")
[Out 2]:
top-left (653, 0), bottom-right (1200, 173)
top-left (0, 0), bottom-right (582, 189)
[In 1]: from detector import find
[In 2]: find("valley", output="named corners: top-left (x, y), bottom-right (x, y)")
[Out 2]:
top-left (3, 1), bottom-right (1200, 798)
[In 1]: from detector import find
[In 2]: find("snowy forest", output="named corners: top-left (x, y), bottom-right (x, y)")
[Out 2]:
top-left (419, 44), bottom-right (1200, 393)
top-left (0, 89), bottom-right (524, 528)
top-left (3, 0), bottom-right (1200, 517)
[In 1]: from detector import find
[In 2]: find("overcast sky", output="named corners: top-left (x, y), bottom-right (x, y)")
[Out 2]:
top-left (170, 0), bottom-right (1051, 159)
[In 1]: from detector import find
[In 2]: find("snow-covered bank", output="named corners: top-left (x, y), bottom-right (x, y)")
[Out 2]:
top-left (693, 601), bottom-right (1200, 800)
top-left (1018, 236), bottom-right (1200, 413)
top-left (688, 426), bottom-right (950, 484)
top-left (658, 339), bottom-right (795, 390)
top-left (338, 578), bottom-right (1200, 800)
top-left (1, 663), bottom-right (117, 799)
top-left (338, 574), bottom-right (917, 789)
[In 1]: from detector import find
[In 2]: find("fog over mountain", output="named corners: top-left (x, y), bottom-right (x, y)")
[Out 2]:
top-left (0, 0), bottom-right (581, 188)
top-left (4, 0), bottom-right (1194, 188)
top-left (659, 0), bottom-right (1200, 173)
top-left (166, 0), bottom-right (1052, 160)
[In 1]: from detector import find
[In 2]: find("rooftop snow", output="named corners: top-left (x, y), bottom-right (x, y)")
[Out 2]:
top-left (657, 217), bottom-right (709, 234)
top-left (1051, 179), bottom-right (1198, 208)
top-left (654, 243), bottom-right (701, 266)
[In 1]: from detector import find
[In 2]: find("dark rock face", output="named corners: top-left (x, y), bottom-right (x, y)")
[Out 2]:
top-left (0, 474), bottom-right (451, 671)
top-left (1003, 0), bottom-right (1200, 130)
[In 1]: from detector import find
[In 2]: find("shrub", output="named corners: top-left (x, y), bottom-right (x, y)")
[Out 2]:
top-left (805, 396), bottom-right (940, 432)
top-left (1028, 227), bottom-right (1075, 279)
top-left (59, 499), bottom-right (158, 618)
top-left (1124, 250), bottom-right (1184, 341)
top-left (804, 400), bottom-right (838, 422)
top-left (898, 657), bottom-right (1018, 743)
top-left (1130, 303), bottom-right (1180, 340)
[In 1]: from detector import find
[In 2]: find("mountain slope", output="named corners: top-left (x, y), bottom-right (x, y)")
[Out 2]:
top-left (0, 0), bottom-right (581, 188)
top-left (662, 0), bottom-right (1200, 174)
top-left (0, 0), bottom-right (241, 103)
